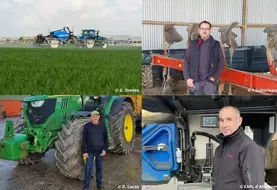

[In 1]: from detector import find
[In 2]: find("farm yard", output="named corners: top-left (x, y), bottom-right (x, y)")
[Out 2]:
top-left (0, 45), bottom-right (141, 94)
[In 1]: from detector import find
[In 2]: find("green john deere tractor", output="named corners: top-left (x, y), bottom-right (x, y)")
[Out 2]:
top-left (0, 95), bottom-right (140, 180)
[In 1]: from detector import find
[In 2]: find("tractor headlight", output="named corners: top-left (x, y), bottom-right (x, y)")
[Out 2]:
top-left (31, 100), bottom-right (45, 107)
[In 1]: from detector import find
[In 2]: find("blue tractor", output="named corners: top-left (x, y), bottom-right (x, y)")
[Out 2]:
top-left (34, 27), bottom-right (77, 48)
top-left (77, 29), bottom-right (108, 48)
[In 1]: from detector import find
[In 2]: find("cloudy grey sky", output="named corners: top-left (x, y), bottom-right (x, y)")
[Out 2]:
top-left (0, 0), bottom-right (142, 37)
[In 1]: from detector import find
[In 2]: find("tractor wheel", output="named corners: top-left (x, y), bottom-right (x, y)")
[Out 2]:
top-left (102, 41), bottom-right (108, 48)
top-left (49, 38), bottom-right (59, 48)
top-left (85, 39), bottom-right (95, 48)
top-left (142, 65), bottom-right (153, 88)
top-left (54, 118), bottom-right (90, 181)
top-left (109, 101), bottom-right (136, 155)
top-left (14, 119), bottom-right (26, 133)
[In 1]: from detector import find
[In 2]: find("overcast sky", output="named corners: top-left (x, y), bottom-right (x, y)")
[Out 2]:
top-left (0, 0), bottom-right (142, 37)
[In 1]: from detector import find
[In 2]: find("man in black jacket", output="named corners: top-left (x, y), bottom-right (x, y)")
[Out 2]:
top-left (213, 106), bottom-right (265, 190)
top-left (82, 110), bottom-right (109, 190)
top-left (183, 21), bottom-right (225, 95)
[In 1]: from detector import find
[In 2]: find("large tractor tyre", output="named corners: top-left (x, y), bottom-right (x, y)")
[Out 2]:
top-left (54, 118), bottom-right (90, 181)
top-left (85, 39), bottom-right (95, 48)
top-left (102, 40), bottom-right (108, 48)
top-left (142, 65), bottom-right (153, 89)
top-left (49, 38), bottom-right (60, 48)
top-left (109, 102), bottom-right (136, 155)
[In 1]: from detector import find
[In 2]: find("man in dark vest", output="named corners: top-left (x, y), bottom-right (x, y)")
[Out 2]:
top-left (183, 21), bottom-right (225, 95)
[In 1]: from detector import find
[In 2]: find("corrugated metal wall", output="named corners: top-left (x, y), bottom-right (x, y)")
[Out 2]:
top-left (142, 0), bottom-right (242, 23)
top-left (142, 0), bottom-right (277, 59)
top-left (247, 0), bottom-right (277, 58)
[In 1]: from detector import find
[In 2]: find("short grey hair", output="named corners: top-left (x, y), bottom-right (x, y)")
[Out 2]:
top-left (220, 106), bottom-right (240, 118)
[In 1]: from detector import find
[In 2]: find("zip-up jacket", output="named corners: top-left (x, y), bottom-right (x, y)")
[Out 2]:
top-left (82, 121), bottom-right (109, 154)
top-left (183, 35), bottom-right (225, 82)
top-left (213, 127), bottom-right (265, 190)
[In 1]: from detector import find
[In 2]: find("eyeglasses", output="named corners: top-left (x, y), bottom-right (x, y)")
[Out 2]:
top-left (200, 28), bottom-right (210, 31)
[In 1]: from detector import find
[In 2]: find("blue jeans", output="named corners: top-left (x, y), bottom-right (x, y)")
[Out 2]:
top-left (83, 152), bottom-right (103, 188)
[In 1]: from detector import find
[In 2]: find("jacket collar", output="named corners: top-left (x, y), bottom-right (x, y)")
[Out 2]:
top-left (216, 126), bottom-right (245, 145)
top-left (195, 35), bottom-right (217, 48)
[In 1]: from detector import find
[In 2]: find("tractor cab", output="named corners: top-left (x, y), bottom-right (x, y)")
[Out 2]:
top-left (79, 29), bottom-right (104, 40)
top-left (81, 29), bottom-right (98, 37)
top-left (77, 29), bottom-right (108, 48)
top-left (71, 95), bottom-right (109, 118)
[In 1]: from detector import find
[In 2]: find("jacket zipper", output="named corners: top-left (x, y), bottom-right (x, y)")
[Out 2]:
top-left (197, 47), bottom-right (200, 81)
top-left (215, 146), bottom-right (224, 187)
top-left (209, 43), bottom-right (215, 77)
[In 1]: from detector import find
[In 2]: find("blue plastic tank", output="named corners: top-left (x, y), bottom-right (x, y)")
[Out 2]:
top-left (142, 123), bottom-right (180, 182)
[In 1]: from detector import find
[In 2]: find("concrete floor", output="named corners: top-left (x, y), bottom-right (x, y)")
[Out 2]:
top-left (142, 179), bottom-right (212, 190)
top-left (142, 80), bottom-right (261, 96)
top-left (142, 177), bottom-right (276, 190)
top-left (0, 117), bottom-right (142, 190)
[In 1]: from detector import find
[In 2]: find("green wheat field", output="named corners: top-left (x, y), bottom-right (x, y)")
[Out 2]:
top-left (0, 46), bottom-right (141, 94)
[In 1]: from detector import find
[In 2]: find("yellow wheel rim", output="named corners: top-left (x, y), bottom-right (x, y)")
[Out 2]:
top-left (124, 114), bottom-right (133, 142)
